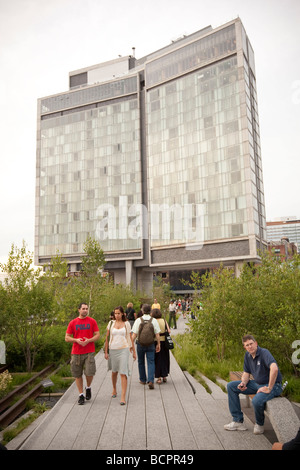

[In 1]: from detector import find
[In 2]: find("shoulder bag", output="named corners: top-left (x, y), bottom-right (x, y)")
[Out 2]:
top-left (164, 321), bottom-right (174, 350)
top-left (104, 320), bottom-right (114, 354)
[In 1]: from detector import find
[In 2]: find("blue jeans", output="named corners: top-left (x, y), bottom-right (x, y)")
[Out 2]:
top-left (137, 343), bottom-right (155, 384)
top-left (227, 380), bottom-right (283, 426)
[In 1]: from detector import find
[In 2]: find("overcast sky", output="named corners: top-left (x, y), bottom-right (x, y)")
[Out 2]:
top-left (0, 0), bottom-right (299, 264)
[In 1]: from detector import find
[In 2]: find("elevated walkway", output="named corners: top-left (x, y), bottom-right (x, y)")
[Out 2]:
top-left (17, 316), bottom-right (272, 450)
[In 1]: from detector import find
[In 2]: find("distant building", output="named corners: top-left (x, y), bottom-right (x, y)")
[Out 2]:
top-left (267, 217), bottom-right (300, 253)
top-left (35, 17), bottom-right (267, 292)
top-left (267, 237), bottom-right (298, 261)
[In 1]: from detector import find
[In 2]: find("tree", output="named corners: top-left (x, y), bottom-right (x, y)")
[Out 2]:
top-left (41, 239), bottom-right (145, 326)
top-left (189, 266), bottom-right (240, 360)
top-left (81, 238), bottom-right (145, 323)
top-left (186, 252), bottom-right (300, 374)
top-left (81, 236), bottom-right (106, 277)
top-left (0, 242), bottom-right (55, 372)
top-left (239, 253), bottom-right (300, 374)
top-left (41, 239), bottom-right (106, 324)
top-left (153, 275), bottom-right (173, 318)
top-left (42, 251), bottom-right (78, 324)
top-left (81, 236), bottom-right (106, 313)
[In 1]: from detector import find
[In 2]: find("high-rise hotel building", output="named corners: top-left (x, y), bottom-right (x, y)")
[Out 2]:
top-left (35, 18), bottom-right (267, 292)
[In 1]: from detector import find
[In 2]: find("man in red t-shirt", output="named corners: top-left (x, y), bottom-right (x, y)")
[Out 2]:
top-left (65, 303), bottom-right (100, 405)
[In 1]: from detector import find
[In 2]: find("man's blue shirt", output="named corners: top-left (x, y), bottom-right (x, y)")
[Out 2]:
top-left (243, 346), bottom-right (282, 384)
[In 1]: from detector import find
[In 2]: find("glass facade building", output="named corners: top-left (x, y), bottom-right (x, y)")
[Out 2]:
top-left (38, 79), bottom-right (141, 256)
top-left (35, 18), bottom-right (267, 291)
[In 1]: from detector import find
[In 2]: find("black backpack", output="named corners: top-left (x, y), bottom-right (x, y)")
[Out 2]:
top-left (138, 317), bottom-right (155, 346)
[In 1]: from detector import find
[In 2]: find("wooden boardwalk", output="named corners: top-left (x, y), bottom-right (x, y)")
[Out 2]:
top-left (18, 317), bottom-right (272, 451)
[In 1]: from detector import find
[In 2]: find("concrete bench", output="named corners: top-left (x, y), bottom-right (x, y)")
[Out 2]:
top-left (264, 397), bottom-right (300, 443)
top-left (230, 371), bottom-right (300, 443)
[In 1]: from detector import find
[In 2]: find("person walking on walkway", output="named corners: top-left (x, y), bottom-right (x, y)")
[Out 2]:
top-left (125, 302), bottom-right (136, 328)
top-left (131, 304), bottom-right (161, 389)
top-left (151, 298), bottom-right (160, 309)
top-left (182, 299), bottom-right (187, 319)
top-left (224, 335), bottom-right (282, 434)
top-left (151, 308), bottom-right (170, 384)
top-left (65, 302), bottom-right (100, 405)
top-left (104, 306), bottom-right (136, 405)
top-left (168, 300), bottom-right (177, 329)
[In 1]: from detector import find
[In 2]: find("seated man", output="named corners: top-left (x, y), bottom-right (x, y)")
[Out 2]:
top-left (224, 335), bottom-right (282, 434)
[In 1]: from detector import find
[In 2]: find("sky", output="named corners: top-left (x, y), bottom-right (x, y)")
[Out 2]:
top-left (0, 0), bottom-right (299, 265)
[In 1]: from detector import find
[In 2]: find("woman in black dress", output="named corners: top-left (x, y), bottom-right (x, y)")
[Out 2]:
top-left (151, 308), bottom-right (171, 383)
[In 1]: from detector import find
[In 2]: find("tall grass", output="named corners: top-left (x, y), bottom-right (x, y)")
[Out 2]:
top-left (173, 334), bottom-right (243, 381)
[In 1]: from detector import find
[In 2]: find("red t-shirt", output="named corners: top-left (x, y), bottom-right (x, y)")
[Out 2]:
top-left (66, 316), bottom-right (99, 355)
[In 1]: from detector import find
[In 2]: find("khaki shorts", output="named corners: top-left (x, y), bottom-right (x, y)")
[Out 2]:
top-left (70, 353), bottom-right (96, 378)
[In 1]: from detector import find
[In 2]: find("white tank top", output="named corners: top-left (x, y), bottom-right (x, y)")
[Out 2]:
top-left (110, 326), bottom-right (128, 349)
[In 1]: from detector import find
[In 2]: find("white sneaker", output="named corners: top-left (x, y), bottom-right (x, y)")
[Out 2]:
top-left (224, 421), bottom-right (247, 431)
top-left (253, 424), bottom-right (264, 434)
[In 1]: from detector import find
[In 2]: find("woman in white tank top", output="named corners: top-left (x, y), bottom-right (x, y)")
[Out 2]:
top-left (104, 306), bottom-right (136, 405)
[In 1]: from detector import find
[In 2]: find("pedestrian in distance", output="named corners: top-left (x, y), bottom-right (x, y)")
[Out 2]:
top-left (136, 304), bottom-right (143, 318)
top-left (168, 300), bottom-right (177, 329)
top-left (131, 304), bottom-right (161, 389)
top-left (151, 308), bottom-right (170, 384)
top-left (181, 299), bottom-right (187, 319)
top-left (125, 302), bottom-right (136, 328)
top-left (65, 302), bottom-right (100, 405)
top-left (109, 311), bottom-right (115, 321)
top-left (104, 306), bottom-right (136, 405)
top-left (224, 335), bottom-right (283, 434)
top-left (151, 298), bottom-right (161, 309)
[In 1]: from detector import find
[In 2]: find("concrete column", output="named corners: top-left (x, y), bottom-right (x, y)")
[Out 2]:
top-left (125, 260), bottom-right (136, 289)
top-left (235, 261), bottom-right (244, 277)
top-left (69, 263), bottom-right (77, 273)
top-left (136, 269), bottom-right (153, 296)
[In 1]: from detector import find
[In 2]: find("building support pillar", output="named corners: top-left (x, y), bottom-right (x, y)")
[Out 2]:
top-left (235, 261), bottom-right (244, 277)
top-left (125, 260), bottom-right (136, 290)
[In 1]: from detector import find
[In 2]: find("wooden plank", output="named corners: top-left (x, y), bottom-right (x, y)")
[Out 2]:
top-left (95, 354), bottom-right (141, 450)
top-left (144, 380), bottom-right (172, 450)
top-left (171, 369), bottom-right (223, 450)
top-left (18, 343), bottom-right (273, 451)
top-left (159, 356), bottom-right (199, 450)
top-left (21, 352), bottom-right (107, 450)
top-left (185, 371), bottom-right (271, 450)
top-left (47, 352), bottom-right (109, 450)
top-left (121, 356), bottom-right (147, 450)
top-left (71, 373), bottom-right (113, 450)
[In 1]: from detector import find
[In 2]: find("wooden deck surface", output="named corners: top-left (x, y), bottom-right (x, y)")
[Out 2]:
top-left (18, 317), bottom-right (272, 451)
